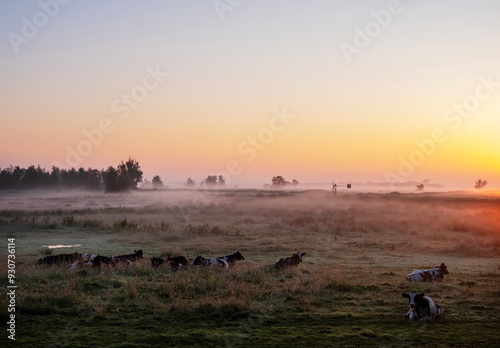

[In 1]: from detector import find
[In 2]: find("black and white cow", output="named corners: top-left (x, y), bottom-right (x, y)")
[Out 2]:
top-left (219, 251), bottom-right (245, 267)
top-left (192, 255), bottom-right (229, 269)
top-left (275, 252), bottom-right (306, 269)
top-left (406, 263), bottom-right (449, 281)
top-left (402, 292), bottom-right (441, 321)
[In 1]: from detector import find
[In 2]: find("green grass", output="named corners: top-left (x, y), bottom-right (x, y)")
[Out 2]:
top-left (1, 189), bottom-right (500, 347)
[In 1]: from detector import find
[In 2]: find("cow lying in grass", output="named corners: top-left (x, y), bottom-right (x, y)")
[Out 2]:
top-left (275, 252), bottom-right (306, 269)
top-left (151, 255), bottom-right (189, 270)
top-left (38, 252), bottom-right (87, 265)
top-left (402, 292), bottom-right (442, 321)
top-left (68, 251), bottom-right (142, 269)
top-left (192, 255), bottom-right (229, 269)
top-left (112, 250), bottom-right (143, 265)
top-left (68, 254), bottom-right (114, 269)
top-left (406, 263), bottom-right (449, 281)
top-left (219, 251), bottom-right (245, 267)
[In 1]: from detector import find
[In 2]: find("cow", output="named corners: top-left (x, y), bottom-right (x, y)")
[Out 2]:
top-left (275, 252), bottom-right (306, 269)
top-left (406, 263), bottom-right (449, 281)
top-left (151, 257), bottom-right (165, 268)
top-left (38, 252), bottom-right (85, 265)
top-left (150, 256), bottom-right (187, 270)
top-left (192, 255), bottom-right (229, 269)
top-left (167, 256), bottom-right (189, 267)
top-left (219, 251), bottom-right (245, 266)
top-left (402, 292), bottom-right (442, 321)
top-left (112, 250), bottom-right (143, 265)
top-left (68, 254), bottom-right (115, 269)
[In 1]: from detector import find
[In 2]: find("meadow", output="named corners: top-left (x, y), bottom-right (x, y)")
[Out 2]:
top-left (1, 189), bottom-right (500, 347)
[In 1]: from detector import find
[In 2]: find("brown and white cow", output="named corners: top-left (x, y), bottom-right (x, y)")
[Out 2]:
top-left (402, 292), bottom-right (442, 321)
top-left (275, 252), bottom-right (306, 269)
top-left (406, 263), bottom-right (449, 281)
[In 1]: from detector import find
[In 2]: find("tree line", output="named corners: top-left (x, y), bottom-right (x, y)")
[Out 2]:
top-left (0, 158), bottom-right (143, 193)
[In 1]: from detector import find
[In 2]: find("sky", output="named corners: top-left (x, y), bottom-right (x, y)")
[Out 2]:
top-left (0, 0), bottom-right (499, 188)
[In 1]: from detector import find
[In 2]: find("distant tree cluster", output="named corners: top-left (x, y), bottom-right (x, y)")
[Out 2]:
top-left (200, 175), bottom-right (225, 187)
top-left (0, 157), bottom-right (143, 193)
top-left (185, 177), bottom-right (196, 187)
top-left (0, 165), bottom-right (103, 190)
top-left (271, 176), bottom-right (299, 187)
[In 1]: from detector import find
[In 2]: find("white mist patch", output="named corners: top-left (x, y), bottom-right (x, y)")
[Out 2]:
top-left (44, 244), bottom-right (81, 249)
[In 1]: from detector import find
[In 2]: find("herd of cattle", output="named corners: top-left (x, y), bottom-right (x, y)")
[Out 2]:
top-left (38, 250), bottom-right (449, 322)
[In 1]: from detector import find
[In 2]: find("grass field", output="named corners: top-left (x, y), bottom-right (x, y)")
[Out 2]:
top-left (1, 189), bottom-right (500, 347)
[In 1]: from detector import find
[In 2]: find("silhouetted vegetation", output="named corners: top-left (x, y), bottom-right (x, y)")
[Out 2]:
top-left (271, 176), bottom-right (299, 187)
top-left (0, 165), bottom-right (103, 190)
top-left (185, 177), bottom-right (196, 187)
top-left (475, 179), bottom-right (488, 189)
top-left (104, 158), bottom-right (143, 193)
top-left (201, 175), bottom-right (225, 187)
top-left (0, 157), bottom-right (142, 192)
top-left (152, 175), bottom-right (164, 188)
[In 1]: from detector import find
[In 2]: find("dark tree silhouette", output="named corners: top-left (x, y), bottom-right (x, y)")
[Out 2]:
top-left (416, 184), bottom-right (424, 191)
top-left (152, 175), bottom-right (164, 188)
top-left (475, 179), bottom-right (487, 189)
top-left (218, 175), bottom-right (226, 187)
top-left (0, 165), bottom-right (104, 190)
top-left (117, 157), bottom-right (143, 189)
top-left (185, 177), bottom-right (196, 187)
top-left (272, 176), bottom-right (286, 187)
top-left (292, 179), bottom-right (299, 186)
top-left (203, 175), bottom-right (218, 186)
top-left (103, 166), bottom-right (127, 192)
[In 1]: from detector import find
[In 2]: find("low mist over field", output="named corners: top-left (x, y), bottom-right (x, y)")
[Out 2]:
top-left (1, 189), bottom-right (499, 346)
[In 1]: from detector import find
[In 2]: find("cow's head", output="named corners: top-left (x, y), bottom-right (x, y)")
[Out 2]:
top-left (296, 252), bottom-right (306, 261)
top-left (233, 251), bottom-right (245, 260)
top-left (192, 255), bottom-right (202, 265)
top-left (438, 263), bottom-right (449, 275)
top-left (38, 257), bottom-right (46, 264)
top-left (134, 250), bottom-right (143, 259)
top-left (402, 292), bottom-right (424, 320)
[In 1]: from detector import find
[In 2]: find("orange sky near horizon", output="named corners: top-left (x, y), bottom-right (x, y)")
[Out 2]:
top-left (1, 1), bottom-right (499, 188)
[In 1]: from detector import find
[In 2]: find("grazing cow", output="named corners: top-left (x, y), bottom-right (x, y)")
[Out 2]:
top-left (38, 252), bottom-right (89, 265)
top-left (402, 292), bottom-right (442, 321)
top-left (192, 255), bottom-right (229, 269)
top-left (150, 257), bottom-right (165, 268)
top-left (406, 263), bottom-right (449, 281)
top-left (219, 251), bottom-right (245, 266)
top-left (275, 252), bottom-right (306, 269)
